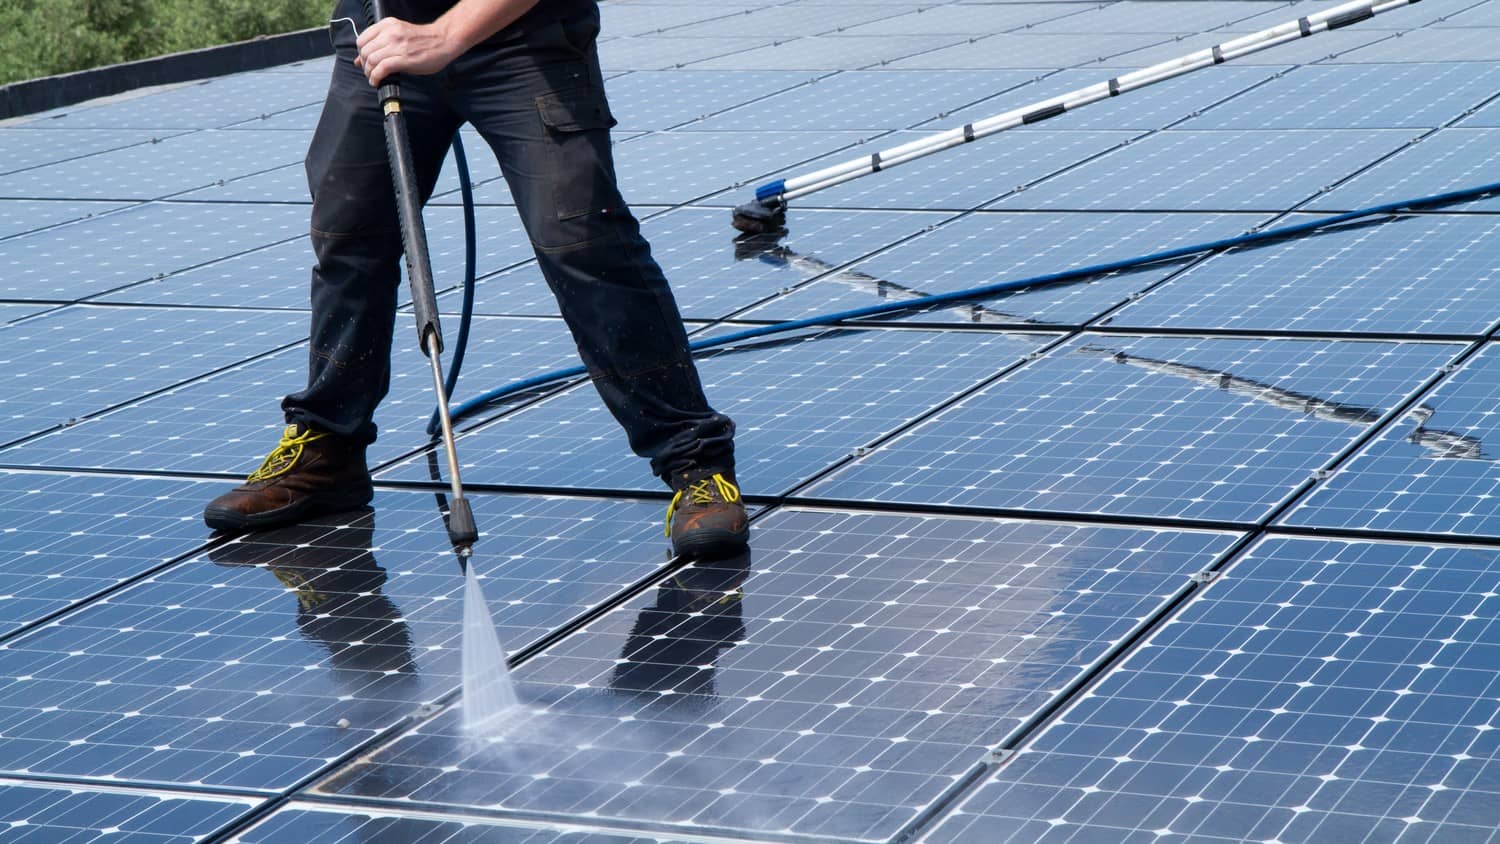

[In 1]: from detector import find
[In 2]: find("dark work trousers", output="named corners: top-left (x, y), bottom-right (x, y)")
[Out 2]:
top-left (283, 0), bottom-right (735, 482)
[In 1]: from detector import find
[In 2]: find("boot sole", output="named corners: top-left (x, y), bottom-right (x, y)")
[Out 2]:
top-left (672, 527), bottom-right (750, 560)
top-left (204, 492), bottom-right (371, 534)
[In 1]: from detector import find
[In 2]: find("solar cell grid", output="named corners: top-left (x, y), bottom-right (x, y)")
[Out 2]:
top-left (0, 780), bottom-right (256, 843)
top-left (597, 3), bottom-right (760, 38)
top-left (1326, 26), bottom-right (1500, 62)
top-left (885, 32), bottom-right (1175, 70)
top-left (0, 492), bottom-right (673, 791)
top-left (8, 72), bottom-right (331, 130)
top-left (595, 36), bottom-right (779, 72)
top-left (741, 211), bottom-right (1259, 326)
top-left (232, 804), bottom-right (693, 843)
top-left (840, 3), bottom-right (1089, 35)
top-left (922, 536), bottom-right (1500, 843)
top-left (0, 199), bottom-right (133, 241)
top-left (1098, 29), bottom-right (1392, 68)
top-left (0, 306), bottom-right (305, 448)
top-left (1309, 128), bottom-right (1500, 212)
top-left (603, 70), bottom-right (821, 132)
top-left (376, 325), bottom-right (1050, 494)
top-left (0, 201), bottom-right (308, 300)
top-left (664, 5), bottom-right (924, 37)
top-left (988, 129), bottom-right (1420, 212)
top-left (0, 129), bottom-right (188, 177)
top-left (1106, 213), bottom-right (1500, 336)
top-left (805, 335), bottom-right (1463, 523)
top-left (1, 316), bottom-right (582, 474)
top-left (688, 35), bottom-right (976, 71)
top-left (1280, 342), bottom-right (1500, 537)
top-left (1027, 1), bottom-right (1289, 34)
top-left (313, 509), bottom-right (1238, 841)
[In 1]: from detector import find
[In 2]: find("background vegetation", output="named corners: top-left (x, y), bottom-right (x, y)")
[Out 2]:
top-left (0, 0), bottom-right (328, 86)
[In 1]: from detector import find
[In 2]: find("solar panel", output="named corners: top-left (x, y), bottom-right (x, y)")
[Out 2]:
top-left (1309, 128), bottom-right (1500, 213)
top-left (1327, 26), bottom-right (1500, 62)
top-left (924, 536), bottom-right (1500, 843)
top-left (8, 72), bottom-right (330, 130)
top-left (785, 130), bottom-right (1137, 211)
top-left (884, 32), bottom-right (1175, 70)
top-left (0, 779), bottom-right (256, 842)
top-left (1183, 62), bottom-right (1500, 129)
top-left (1107, 214), bottom-right (1500, 336)
top-left (0, 304), bottom-right (51, 324)
top-left (989, 129), bottom-right (1420, 212)
top-left (1433, 0), bottom-right (1500, 26)
top-left (598, 3), bottom-right (761, 38)
top-left (604, 70), bottom-right (820, 132)
top-left (1098, 29), bottom-right (1393, 68)
top-left (0, 305), bottom-right (305, 448)
top-left (686, 70), bottom-right (1042, 132)
top-left (1, 202), bottom-right (308, 300)
top-left (0, 471), bottom-right (226, 636)
top-left (0, 200), bottom-right (134, 241)
top-left (688, 35), bottom-right (975, 71)
top-left (1027, 1), bottom-right (1288, 34)
top-left (0, 491), bottom-right (675, 790)
top-left (377, 325), bottom-right (1050, 494)
top-left (742, 211), bottom-right (1259, 326)
top-left (1280, 342), bottom-right (1500, 537)
top-left (805, 335), bottom-right (1463, 523)
top-left (596, 36), bottom-right (779, 72)
top-left (1, 129), bottom-right (315, 201)
top-left (841, 3), bottom-right (1089, 36)
top-left (664, 5), bottom-right (926, 38)
top-left (312, 509), bottom-right (1239, 842)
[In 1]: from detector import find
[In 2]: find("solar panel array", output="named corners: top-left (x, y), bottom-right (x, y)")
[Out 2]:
top-left (0, 0), bottom-right (1497, 841)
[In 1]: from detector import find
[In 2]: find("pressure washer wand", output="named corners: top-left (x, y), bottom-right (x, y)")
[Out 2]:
top-left (364, 0), bottom-right (479, 556)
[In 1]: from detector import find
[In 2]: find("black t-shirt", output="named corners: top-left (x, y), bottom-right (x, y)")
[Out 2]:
top-left (386, 0), bottom-right (595, 30)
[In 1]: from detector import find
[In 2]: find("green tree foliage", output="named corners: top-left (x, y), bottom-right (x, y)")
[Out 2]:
top-left (0, 0), bottom-right (329, 86)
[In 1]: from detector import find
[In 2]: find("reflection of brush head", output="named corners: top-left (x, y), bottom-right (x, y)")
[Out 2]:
top-left (611, 553), bottom-right (751, 700)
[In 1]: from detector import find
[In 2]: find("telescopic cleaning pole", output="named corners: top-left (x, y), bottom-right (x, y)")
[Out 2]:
top-left (363, 0), bottom-right (479, 556)
top-left (731, 0), bottom-right (1424, 233)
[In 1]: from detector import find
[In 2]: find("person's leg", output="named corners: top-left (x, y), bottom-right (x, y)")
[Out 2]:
top-left (449, 13), bottom-right (746, 555)
top-left (205, 3), bottom-right (459, 533)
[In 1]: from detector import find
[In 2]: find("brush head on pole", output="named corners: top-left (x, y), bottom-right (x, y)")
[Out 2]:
top-left (732, 198), bottom-right (787, 235)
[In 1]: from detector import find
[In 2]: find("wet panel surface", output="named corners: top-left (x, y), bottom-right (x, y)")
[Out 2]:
top-left (806, 335), bottom-right (1462, 523)
top-left (315, 509), bottom-right (1239, 841)
top-left (0, 779), bottom-right (258, 843)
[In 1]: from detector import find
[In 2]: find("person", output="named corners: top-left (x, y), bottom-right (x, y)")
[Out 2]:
top-left (203, 0), bottom-right (749, 559)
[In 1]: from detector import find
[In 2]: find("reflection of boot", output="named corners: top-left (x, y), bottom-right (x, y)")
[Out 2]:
top-left (611, 551), bottom-right (751, 700)
top-left (208, 510), bottom-right (417, 689)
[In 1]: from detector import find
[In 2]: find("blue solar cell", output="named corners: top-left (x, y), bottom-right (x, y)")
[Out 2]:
top-left (0, 200), bottom-right (133, 241)
top-left (377, 326), bottom-right (1050, 494)
top-left (0, 304), bottom-right (53, 324)
top-left (313, 509), bottom-right (1238, 841)
top-left (605, 70), bottom-right (819, 131)
top-left (1, 130), bottom-right (314, 201)
top-left (989, 129), bottom-right (1419, 212)
top-left (599, 3), bottom-right (761, 38)
top-left (0, 472), bottom-right (224, 636)
top-left (1184, 62), bottom-right (1500, 129)
top-left (17, 71), bottom-right (330, 131)
top-left (236, 804), bottom-right (693, 843)
top-left (668, 5), bottom-right (927, 38)
top-left (1462, 94), bottom-right (1500, 127)
top-left (914, 66), bottom-right (1284, 132)
top-left (1028, 1), bottom-right (1288, 34)
top-left (885, 32), bottom-right (1174, 70)
top-left (842, 3), bottom-right (1087, 35)
top-left (805, 335), bottom-right (1462, 522)
top-left (690, 35), bottom-right (974, 71)
top-left (0, 306), bottom-right (306, 448)
top-left (0, 129), bottom-right (189, 177)
top-left (467, 207), bottom-right (955, 321)
top-left (1434, 1), bottom-right (1500, 27)
top-left (0, 492), bottom-right (674, 790)
top-left (924, 536), bottom-right (1500, 844)
top-left (687, 70), bottom-right (1041, 132)
top-left (1328, 26), bottom-right (1500, 62)
top-left (0, 780), bottom-right (255, 842)
top-left (0, 202), bottom-right (308, 300)
top-left (4, 317), bottom-right (582, 474)
top-left (1107, 214), bottom-right (1500, 335)
top-left (1280, 343), bottom-right (1500, 537)
top-left (742, 211), bottom-right (1259, 326)
top-left (597, 36), bottom-right (779, 72)
top-left (785, 130), bottom-right (1137, 211)
top-left (1309, 128), bottom-right (1500, 213)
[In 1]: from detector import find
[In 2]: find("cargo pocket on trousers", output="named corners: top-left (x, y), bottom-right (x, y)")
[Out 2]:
top-left (536, 89), bottom-right (620, 222)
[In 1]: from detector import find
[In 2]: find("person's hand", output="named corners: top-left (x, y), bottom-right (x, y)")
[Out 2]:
top-left (355, 18), bottom-right (462, 87)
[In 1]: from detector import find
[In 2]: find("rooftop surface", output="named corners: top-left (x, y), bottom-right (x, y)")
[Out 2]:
top-left (1, 0), bottom-right (1499, 841)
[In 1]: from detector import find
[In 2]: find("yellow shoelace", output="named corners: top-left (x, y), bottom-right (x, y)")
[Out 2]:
top-left (665, 473), bottom-right (740, 536)
top-left (247, 424), bottom-right (327, 482)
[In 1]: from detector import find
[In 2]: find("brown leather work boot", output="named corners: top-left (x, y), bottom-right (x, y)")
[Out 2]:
top-left (665, 467), bottom-right (749, 559)
top-left (203, 424), bottom-right (373, 533)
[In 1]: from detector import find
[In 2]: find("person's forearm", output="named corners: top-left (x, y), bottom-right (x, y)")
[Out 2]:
top-left (437, 0), bottom-right (544, 54)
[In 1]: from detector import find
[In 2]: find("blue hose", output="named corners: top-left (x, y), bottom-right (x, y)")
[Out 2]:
top-left (437, 179), bottom-right (1500, 428)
